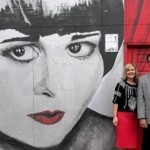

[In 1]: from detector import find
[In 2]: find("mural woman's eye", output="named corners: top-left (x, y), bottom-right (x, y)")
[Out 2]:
top-left (66, 42), bottom-right (96, 59)
top-left (2, 45), bottom-right (40, 63)
top-left (13, 48), bottom-right (25, 57)
top-left (68, 43), bottom-right (81, 53)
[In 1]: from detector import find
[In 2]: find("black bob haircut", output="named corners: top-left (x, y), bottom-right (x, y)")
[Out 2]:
top-left (0, 0), bottom-right (123, 75)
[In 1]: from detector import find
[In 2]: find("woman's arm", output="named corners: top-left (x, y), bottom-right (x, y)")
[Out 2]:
top-left (112, 81), bottom-right (123, 126)
top-left (113, 104), bottom-right (118, 126)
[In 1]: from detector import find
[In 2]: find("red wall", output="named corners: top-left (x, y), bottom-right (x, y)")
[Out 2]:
top-left (124, 0), bottom-right (150, 76)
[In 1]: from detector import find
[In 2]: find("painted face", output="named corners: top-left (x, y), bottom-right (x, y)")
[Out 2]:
top-left (126, 65), bottom-right (136, 80)
top-left (0, 29), bottom-right (104, 147)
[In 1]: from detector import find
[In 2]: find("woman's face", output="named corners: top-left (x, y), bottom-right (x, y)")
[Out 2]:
top-left (126, 65), bottom-right (136, 80)
top-left (0, 29), bottom-right (104, 147)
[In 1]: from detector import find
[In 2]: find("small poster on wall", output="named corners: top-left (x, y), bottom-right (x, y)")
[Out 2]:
top-left (105, 34), bottom-right (118, 52)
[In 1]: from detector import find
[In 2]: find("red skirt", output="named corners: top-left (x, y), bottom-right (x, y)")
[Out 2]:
top-left (115, 112), bottom-right (138, 149)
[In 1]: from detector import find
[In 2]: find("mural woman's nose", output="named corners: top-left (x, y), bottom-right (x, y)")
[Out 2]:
top-left (33, 57), bottom-right (55, 98)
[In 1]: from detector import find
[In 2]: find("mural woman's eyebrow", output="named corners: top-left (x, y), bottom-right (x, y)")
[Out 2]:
top-left (71, 33), bottom-right (99, 41)
top-left (1, 35), bottom-right (40, 43)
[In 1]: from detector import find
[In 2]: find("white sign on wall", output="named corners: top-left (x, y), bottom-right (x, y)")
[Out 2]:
top-left (105, 34), bottom-right (118, 52)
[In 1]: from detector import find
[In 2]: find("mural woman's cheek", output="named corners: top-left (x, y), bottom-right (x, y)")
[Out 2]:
top-left (0, 58), bottom-right (34, 146)
top-left (0, 42), bottom-right (36, 143)
top-left (63, 48), bottom-right (104, 113)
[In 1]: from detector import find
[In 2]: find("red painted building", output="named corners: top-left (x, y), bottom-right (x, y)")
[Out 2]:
top-left (124, 0), bottom-right (150, 75)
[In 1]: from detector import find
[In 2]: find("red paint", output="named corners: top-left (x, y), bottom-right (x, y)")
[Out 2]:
top-left (124, 0), bottom-right (150, 75)
top-left (27, 110), bottom-right (65, 125)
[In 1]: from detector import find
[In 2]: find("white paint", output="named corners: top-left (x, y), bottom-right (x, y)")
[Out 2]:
top-left (0, 0), bottom-right (92, 16)
top-left (0, 29), bottom-right (28, 43)
top-left (88, 42), bottom-right (124, 117)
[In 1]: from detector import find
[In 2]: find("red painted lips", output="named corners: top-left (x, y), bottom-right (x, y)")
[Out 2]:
top-left (27, 110), bottom-right (65, 125)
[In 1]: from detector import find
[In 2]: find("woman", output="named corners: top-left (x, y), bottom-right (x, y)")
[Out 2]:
top-left (112, 63), bottom-right (139, 150)
top-left (0, 0), bottom-right (123, 149)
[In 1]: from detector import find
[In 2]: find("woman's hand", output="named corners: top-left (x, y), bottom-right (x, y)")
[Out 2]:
top-left (113, 116), bottom-right (118, 126)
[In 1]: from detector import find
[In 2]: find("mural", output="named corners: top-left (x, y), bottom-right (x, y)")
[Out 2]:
top-left (0, 0), bottom-right (123, 149)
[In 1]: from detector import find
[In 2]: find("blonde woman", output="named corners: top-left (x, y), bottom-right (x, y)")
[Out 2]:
top-left (112, 63), bottom-right (139, 150)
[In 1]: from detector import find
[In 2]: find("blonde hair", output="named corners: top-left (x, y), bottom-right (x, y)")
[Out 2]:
top-left (122, 63), bottom-right (139, 83)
